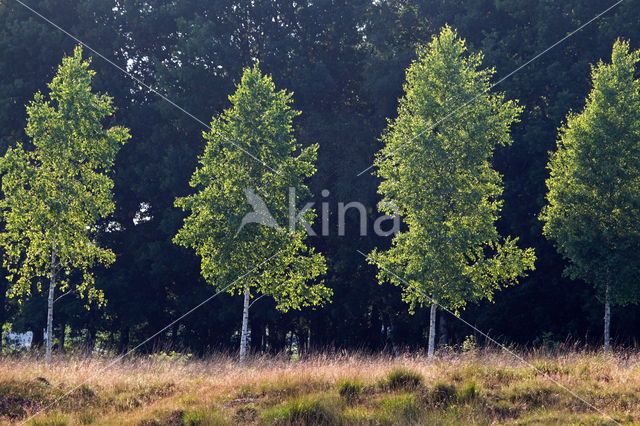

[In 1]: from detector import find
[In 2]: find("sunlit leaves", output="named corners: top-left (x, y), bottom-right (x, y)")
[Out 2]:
top-left (174, 64), bottom-right (330, 311)
top-left (0, 46), bottom-right (130, 305)
top-left (371, 27), bottom-right (535, 312)
top-left (541, 40), bottom-right (640, 305)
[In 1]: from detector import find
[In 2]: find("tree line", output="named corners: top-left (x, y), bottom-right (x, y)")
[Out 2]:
top-left (1, 0), bottom-right (640, 358)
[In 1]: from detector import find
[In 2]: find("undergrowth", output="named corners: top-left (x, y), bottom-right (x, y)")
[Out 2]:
top-left (0, 351), bottom-right (635, 425)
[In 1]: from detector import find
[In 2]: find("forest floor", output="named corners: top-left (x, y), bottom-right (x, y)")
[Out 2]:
top-left (0, 350), bottom-right (638, 425)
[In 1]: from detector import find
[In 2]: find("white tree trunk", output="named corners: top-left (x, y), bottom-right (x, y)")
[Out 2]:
top-left (604, 285), bottom-right (611, 352)
top-left (45, 256), bottom-right (56, 364)
top-left (239, 287), bottom-right (250, 363)
top-left (427, 302), bottom-right (437, 357)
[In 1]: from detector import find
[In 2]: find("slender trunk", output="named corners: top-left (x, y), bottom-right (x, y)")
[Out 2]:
top-left (604, 285), bottom-right (611, 352)
top-left (45, 265), bottom-right (55, 364)
top-left (239, 287), bottom-right (250, 363)
top-left (427, 302), bottom-right (437, 357)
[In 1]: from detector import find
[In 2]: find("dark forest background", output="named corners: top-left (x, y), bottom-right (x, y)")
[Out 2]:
top-left (1, 0), bottom-right (640, 355)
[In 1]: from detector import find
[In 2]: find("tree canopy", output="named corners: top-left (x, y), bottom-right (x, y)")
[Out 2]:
top-left (174, 64), bottom-right (330, 311)
top-left (1, 0), bottom-right (640, 354)
top-left (371, 27), bottom-right (536, 312)
top-left (0, 46), bottom-right (130, 360)
top-left (541, 40), bottom-right (640, 306)
top-left (0, 46), bottom-right (130, 303)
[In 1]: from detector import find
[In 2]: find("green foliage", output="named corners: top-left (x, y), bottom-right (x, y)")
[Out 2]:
top-left (258, 378), bottom-right (327, 399)
top-left (505, 381), bottom-right (561, 407)
top-left (174, 64), bottom-right (330, 311)
top-left (148, 351), bottom-right (193, 363)
top-left (337, 379), bottom-right (364, 403)
top-left (531, 361), bottom-right (569, 376)
top-left (461, 335), bottom-right (478, 353)
top-left (541, 40), bottom-right (640, 306)
top-left (370, 26), bottom-right (535, 312)
top-left (259, 395), bottom-right (341, 425)
top-left (383, 367), bottom-right (423, 390)
top-left (0, 46), bottom-right (129, 303)
top-left (376, 393), bottom-right (421, 423)
top-left (456, 380), bottom-right (480, 402)
top-left (236, 385), bottom-right (255, 398)
top-left (1, 0), bottom-right (640, 355)
top-left (182, 408), bottom-right (227, 426)
top-left (30, 413), bottom-right (69, 426)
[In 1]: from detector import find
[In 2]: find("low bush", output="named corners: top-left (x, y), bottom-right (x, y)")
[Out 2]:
top-left (259, 395), bottom-right (341, 425)
top-left (456, 380), bottom-right (480, 403)
top-left (376, 393), bottom-right (421, 424)
top-left (337, 379), bottom-right (363, 403)
top-left (426, 381), bottom-right (457, 407)
top-left (383, 367), bottom-right (423, 391)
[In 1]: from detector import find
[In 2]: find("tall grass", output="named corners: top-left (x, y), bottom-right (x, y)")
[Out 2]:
top-left (0, 349), bottom-right (637, 424)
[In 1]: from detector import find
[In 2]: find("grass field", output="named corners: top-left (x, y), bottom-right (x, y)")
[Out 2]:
top-left (1, 350), bottom-right (638, 425)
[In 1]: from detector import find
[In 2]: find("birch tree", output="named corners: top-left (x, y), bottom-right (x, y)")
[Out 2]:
top-left (0, 46), bottom-right (130, 362)
top-left (370, 27), bottom-right (535, 356)
top-left (174, 64), bottom-right (330, 362)
top-left (541, 40), bottom-right (640, 352)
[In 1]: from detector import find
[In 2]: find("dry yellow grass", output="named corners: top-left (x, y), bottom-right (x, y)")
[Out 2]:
top-left (1, 350), bottom-right (639, 425)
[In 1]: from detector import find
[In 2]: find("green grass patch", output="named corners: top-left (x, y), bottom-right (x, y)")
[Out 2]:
top-left (259, 395), bottom-right (342, 425)
top-left (108, 382), bottom-right (175, 412)
top-left (258, 378), bottom-right (328, 401)
top-left (375, 393), bottom-right (421, 424)
top-left (485, 398), bottom-right (521, 420)
top-left (381, 367), bottom-right (423, 391)
top-left (337, 379), bottom-right (364, 403)
top-left (342, 405), bottom-right (374, 423)
top-left (505, 380), bottom-right (562, 407)
top-left (29, 413), bottom-right (70, 426)
top-left (456, 379), bottom-right (480, 403)
top-left (531, 360), bottom-right (570, 376)
top-left (182, 408), bottom-right (228, 425)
